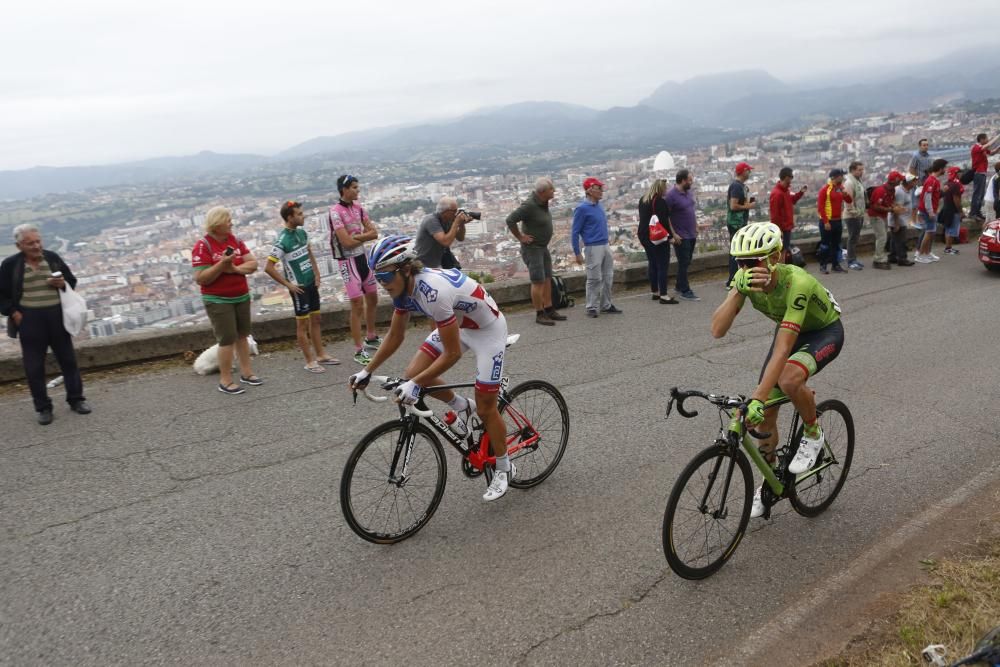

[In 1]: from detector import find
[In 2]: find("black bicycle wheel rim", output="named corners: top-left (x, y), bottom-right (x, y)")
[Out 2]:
top-left (788, 399), bottom-right (854, 517)
top-left (503, 380), bottom-right (570, 489)
top-left (340, 421), bottom-right (447, 544)
top-left (663, 445), bottom-right (753, 580)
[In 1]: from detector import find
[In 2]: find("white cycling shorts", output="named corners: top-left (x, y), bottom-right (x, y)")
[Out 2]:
top-left (418, 313), bottom-right (507, 393)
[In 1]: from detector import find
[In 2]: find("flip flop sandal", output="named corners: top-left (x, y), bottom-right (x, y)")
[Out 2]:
top-left (218, 383), bottom-right (245, 395)
top-left (317, 358), bottom-right (341, 365)
top-left (304, 365), bottom-right (326, 374)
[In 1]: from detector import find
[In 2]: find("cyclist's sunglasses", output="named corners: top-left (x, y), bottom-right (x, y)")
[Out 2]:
top-left (735, 257), bottom-right (766, 269)
top-left (340, 174), bottom-right (357, 188)
top-left (374, 269), bottom-right (399, 284)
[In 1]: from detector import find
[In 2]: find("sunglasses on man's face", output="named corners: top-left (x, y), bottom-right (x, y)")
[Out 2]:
top-left (736, 257), bottom-right (766, 269)
top-left (374, 269), bottom-right (399, 284)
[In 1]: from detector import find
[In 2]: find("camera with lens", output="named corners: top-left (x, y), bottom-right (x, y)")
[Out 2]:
top-left (458, 209), bottom-right (482, 221)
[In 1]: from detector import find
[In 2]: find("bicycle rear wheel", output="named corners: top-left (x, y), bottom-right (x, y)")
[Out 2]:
top-left (788, 399), bottom-right (854, 517)
top-left (502, 380), bottom-right (569, 489)
top-left (340, 421), bottom-right (447, 544)
top-left (663, 445), bottom-right (753, 580)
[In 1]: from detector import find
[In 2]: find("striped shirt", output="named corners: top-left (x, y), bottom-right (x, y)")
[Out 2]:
top-left (20, 263), bottom-right (61, 308)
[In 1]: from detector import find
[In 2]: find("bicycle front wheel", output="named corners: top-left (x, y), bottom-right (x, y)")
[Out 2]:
top-left (788, 399), bottom-right (855, 518)
top-left (502, 380), bottom-right (570, 489)
top-left (663, 445), bottom-right (753, 580)
top-left (340, 421), bottom-right (447, 544)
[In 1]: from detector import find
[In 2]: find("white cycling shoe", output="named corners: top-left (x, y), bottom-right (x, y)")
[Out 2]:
top-left (483, 463), bottom-right (516, 502)
top-left (750, 485), bottom-right (765, 519)
top-left (789, 426), bottom-right (825, 474)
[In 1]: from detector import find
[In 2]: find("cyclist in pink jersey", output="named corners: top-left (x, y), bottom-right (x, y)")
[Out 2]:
top-left (329, 174), bottom-right (381, 365)
top-left (349, 235), bottom-right (515, 501)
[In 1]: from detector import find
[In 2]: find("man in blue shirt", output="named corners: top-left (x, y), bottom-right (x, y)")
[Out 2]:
top-left (664, 169), bottom-right (700, 301)
top-left (572, 177), bottom-right (622, 318)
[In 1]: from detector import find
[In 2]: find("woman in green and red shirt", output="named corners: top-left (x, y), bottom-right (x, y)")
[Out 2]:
top-left (191, 206), bottom-right (260, 394)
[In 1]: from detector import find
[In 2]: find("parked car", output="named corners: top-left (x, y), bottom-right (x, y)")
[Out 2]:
top-left (979, 220), bottom-right (1000, 272)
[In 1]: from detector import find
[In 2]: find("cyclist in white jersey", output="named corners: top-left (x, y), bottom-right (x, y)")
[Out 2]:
top-left (348, 235), bottom-right (515, 501)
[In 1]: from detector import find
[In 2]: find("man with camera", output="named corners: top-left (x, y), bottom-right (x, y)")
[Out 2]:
top-left (414, 196), bottom-right (473, 269)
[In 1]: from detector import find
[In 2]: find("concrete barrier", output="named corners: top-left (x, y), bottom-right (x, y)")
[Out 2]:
top-left (0, 226), bottom-right (939, 383)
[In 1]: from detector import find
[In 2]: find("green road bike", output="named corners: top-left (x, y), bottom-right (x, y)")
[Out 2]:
top-left (662, 386), bottom-right (855, 579)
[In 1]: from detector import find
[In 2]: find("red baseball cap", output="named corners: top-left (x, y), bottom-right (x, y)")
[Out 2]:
top-left (735, 162), bottom-right (753, 175)
top-left (583, 177), bottom-right (605, 191)
top-left (887, 170), bottom-right (905, 183)
top-left (947, 166), bottom-right (961, 176)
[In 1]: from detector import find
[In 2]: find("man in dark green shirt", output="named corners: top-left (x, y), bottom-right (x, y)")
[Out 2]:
top-left (506, 177), bottom-right (566, 326)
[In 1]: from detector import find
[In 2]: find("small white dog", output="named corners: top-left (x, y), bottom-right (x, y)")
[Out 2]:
top-left (193, 335), bottom-right (259, 376)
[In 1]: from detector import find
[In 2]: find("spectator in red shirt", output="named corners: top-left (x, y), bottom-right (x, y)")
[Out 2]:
top-left (816, 168), bottom-right (853, 274)
top-left (191, 206), bottom-right (261, 394)
top-left (969, 133), bottom-right (1000, 221)
top-left (915, 158), bottom-right (948, 263)
top-left (769, 167), bottom-right (807, 263)
top-left (866, 170), bottom-right (904, 269)
top-left (940, 166), bottom-right (965, 255)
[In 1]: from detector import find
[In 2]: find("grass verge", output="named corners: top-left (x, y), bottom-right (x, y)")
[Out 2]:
top-left (819, 537), bottom-right (1000, 666)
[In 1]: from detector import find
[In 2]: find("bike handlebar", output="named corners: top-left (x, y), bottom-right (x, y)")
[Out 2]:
top-left (666, 387), bottom-right (771, 439)
top-left (355, 375), bottom-right (434, 418)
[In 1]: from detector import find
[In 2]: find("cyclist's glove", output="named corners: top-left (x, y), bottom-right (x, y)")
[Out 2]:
top-left (349, 369), bottom-right (371, 390)
top-left (733, 268), bottom-right (753, 295)
top-left (393, 379), bottom-right (421, 405)
top-left (745, 398), bottom-right (766, 426)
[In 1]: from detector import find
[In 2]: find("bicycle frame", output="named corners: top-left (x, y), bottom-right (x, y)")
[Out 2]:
top-left (375, 376), bottom-right (541, 482)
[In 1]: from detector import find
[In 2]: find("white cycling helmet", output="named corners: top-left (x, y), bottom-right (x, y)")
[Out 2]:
top-left (730, 222), bottom-right (783, 258)
top-left (368, 235), bottom-right (416, 271)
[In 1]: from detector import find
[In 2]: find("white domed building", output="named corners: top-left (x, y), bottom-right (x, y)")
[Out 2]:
top-left (652, 150), bottom-right (675, 172)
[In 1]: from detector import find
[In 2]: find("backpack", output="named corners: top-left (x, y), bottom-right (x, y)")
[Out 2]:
top-left (550, 275), bottom-right (574, 310)
top-left (960, 168), bottom-right (976, 185)
top-left (864, 186), bottom-right (877, 208)
top-left (787, 245), bottom-right (806, 268)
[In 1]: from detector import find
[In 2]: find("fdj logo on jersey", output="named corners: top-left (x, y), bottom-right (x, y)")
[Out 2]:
top-left (490, 352), bottom-right (504, 382)
top-left (418, 281), bottom-right (438, 302)
top-left (454, 300), bottom-right (477, 313)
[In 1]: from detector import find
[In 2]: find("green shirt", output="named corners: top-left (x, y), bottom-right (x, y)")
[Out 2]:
top-left (506, 194), bottom-right (553, 248)
top-left (20, 263), bottom-right (61, 309)
top-left (268, 227), bottom-right (314, 286)
top-left (737, 263), bottom-right (841, 334)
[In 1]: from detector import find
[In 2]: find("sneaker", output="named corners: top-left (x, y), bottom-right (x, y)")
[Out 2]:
top-left (678, 291), bottom-right (700, 301)
top-left (944, 247), bottom-right (959, 255)
top-left (218, 383), bottom-right (246, 395)
top-left (586, 309), bottom-right (598, 318)
top-left (354, 349), bottom-right (372, 365)
top-left (750, 485), bottom-right (765, 519)
top-left (363, 336), bottom-right (383, 351)
top-left (873, 261), bottom-right (891, 270)
top-left (659, 295), bottom-right (679, 304)
top-left (831, 265), bottom-right (847, 273)
top-left (914, 254), bottom-right (933, 264)
top-left (897, 259), bottom-right (915, 266)
top-left (239, 375), bottom-right (264, 386)
top-left (819, 265), bottom-right (829, 274)
top-left (848, 261), bottom-right (864, 271)
top-left (789, 425), bottom-right (825, 475)
top-left (601, 305), bottom-right (623, 314)
top-left (483, 463), bottom-right (516, 502)
top-left (928, 253), bottom-right (940, 261)
top-left (651, 293), bottom-right (660, 301)
top-left (37, 407), bottom-right (54, 425)
top-left (546, 309), bottom-right (567, 321)
top-left (535, 312), bottom-right (555, 326)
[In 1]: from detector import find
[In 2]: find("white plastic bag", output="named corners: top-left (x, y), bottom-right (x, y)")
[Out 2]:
top-left (59, 284), bottom-right (87, 336)
top-left (985, 175), bottom-right (996, 205)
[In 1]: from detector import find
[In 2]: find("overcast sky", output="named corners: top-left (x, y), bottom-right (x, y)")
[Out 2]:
top-left (1, 0), bottom-right (994, 171)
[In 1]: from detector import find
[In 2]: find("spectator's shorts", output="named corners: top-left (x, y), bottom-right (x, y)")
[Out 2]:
top-left (205, 298), bottom-right (252, 346)
top-left (944, 213), bottom-right (961, 238)
top-left (520, 245), bottom-right (553, 282)
top-left (759, 319), bottom-right (844, 382)
top-left (291, 283), bottom-right (321, 318)
top-left (338, 255), bottom-right (377, 300)
top-left (919, 210), bottom-right (938, 233)
top-left (418, 313), bottom-right (508, 394)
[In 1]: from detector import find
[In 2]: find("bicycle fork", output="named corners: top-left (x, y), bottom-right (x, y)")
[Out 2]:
top-left (701, 439), bottom-right (738, 519)
top-left (388, 418), bottom-right (419, 486)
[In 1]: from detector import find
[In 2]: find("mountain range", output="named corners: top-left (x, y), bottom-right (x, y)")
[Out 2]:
top-left (4, 45), bottom-right (999, 200)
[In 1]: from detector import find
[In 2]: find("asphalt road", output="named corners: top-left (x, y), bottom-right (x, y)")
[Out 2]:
top-left (2, 249), bottom-right (999, 666)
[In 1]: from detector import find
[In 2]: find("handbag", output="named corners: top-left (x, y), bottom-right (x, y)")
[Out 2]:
top-left (59, 284), bottom-right (88, 336)
top-left (648, 214), bottom-right (669, 245)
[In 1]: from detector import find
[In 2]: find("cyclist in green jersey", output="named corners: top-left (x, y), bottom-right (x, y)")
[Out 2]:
top-left (711, 222), bottom-right (845, 517)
